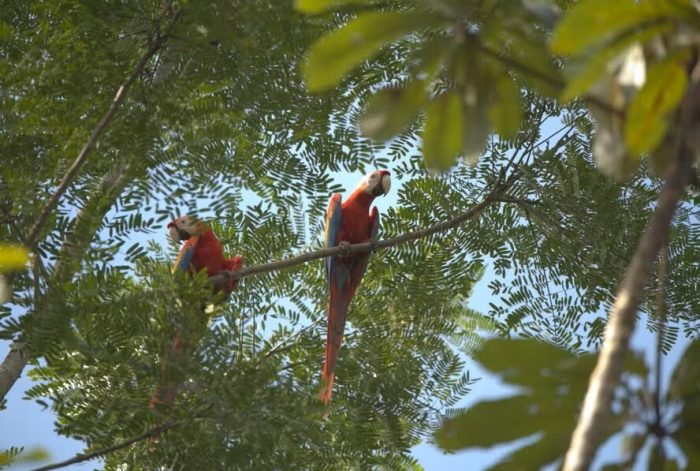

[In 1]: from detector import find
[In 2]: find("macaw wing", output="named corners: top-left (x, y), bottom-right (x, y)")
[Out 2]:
top-left (172, 236), bottom-right (199, 274)
top-left (320, 208), bottom-right (380, 406)
top-left (324, 193), bottom-right (343, 285)
top-left (347, 206), bottom-right (379, 301)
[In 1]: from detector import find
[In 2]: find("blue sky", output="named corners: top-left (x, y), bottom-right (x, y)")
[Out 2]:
top-left (0, 162), bottom-right (692, 470)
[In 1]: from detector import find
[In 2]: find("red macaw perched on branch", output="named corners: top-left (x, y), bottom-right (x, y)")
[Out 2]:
top-left (149, 216), bottom-right (243, 410)
top-left (167, 216), bottom-right (243, 294)
top-left (320, 170), bottom-right (391, 406)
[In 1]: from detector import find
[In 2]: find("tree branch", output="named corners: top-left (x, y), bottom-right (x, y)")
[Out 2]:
top-left (0, 8), bottom-right (183, 404)
top-left (0, 163), bottom-right (131, 403)
top-left (23, 9), bottom-right (181, 252)
top-left (562, 147), bottom-right (691, 470)
top-left (30, 420), bottom-right (181, 471)
top-left (208, 180), bottom-right (510, 284)
top-left (0, 342), bottom-right (28, 405)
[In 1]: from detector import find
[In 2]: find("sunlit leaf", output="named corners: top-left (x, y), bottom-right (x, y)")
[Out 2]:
top-left (303, 11), bottom-right (445, 92)
top-left (295, 0), bottom-right (370, 14)
top-left (551, 0), bottom-right (666, 56)
top-left (422, 91), bottom-right (463, 170)
top-left (0, 446), bottom-right (49, 466)
top-left (0, 243), bottom-right (29, 272)
top-left (624, 50), bottom-right (688, 155)
top-left (489, 73), bottom-right (522, 139)
top-left (561, 23), bottom-right (673, 103)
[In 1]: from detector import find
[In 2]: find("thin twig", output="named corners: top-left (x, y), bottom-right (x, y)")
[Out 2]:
top-left (30, 420), bottom-right (181, 471)
top-left (23, 9), bottom-right (181, 252)
top-left (652, 245), bottom-right (668, 460)
top-left (562, 143), bottom-right (691, 471)
top-left (262, 318), bottom-right (324, 359)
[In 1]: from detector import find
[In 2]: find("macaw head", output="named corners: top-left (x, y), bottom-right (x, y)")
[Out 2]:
top-left (359, 169), bottom-right (391, 197)
top-left (167, 216), bottom-right (206, 243)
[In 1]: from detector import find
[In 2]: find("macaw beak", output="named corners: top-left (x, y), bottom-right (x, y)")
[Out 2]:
top-left (167, 222), bottom-right (191, 243)
top-left (372, 171), bottom-right (391, 197)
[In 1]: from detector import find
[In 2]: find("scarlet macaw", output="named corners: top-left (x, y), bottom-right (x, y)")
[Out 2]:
top-left (320, 170), bottom-right (391, 406)
top-left (167, 216), bottom-right (243, 294)
top-left (149, 216), bottom-right (243, 409)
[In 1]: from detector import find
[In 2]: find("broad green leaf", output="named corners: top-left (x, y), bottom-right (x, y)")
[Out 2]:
top-left (551, 0), bottom-right (666, 56)
top-left (359, 80), bottom-right (427, 141)
top-left (482, 18), bottom-right (562, 97)
top-left (303, 11), bottom-right (445, 92)
top-left (0, 243), bottom-right (29, 272)
top-left (668, 339), bottom-right (700, 401)
top-left (475, 338), bottom-right (574, 375)
top-left (461, 98), bottom-right (490, 163)
top-left (422, 91), bottom-right (463, 170)
top-left (296, 0), bottom-right (370, 14)
top-left (561, 23), bottom-right (674, 103)
top-left (0, 22), bottom-right (11, 42)
top-left (674, 425), bottom-right (700, 469)
top-left (434, 395), bottom-right (539, 451)
top-left (488, 73), bottom-right (522, 139)
top-left (648, 440), bottom-right (681, 471)
top-left (408, 35), bottom-right (452, 80)
top-left (624, 50), bottom-right (688, 155)
top-left (435, 394), bottom-right (574, 452)
top-left (489, 431), bottom-right (571, 471)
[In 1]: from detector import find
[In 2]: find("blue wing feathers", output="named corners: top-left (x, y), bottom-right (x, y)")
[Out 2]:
top-left (324, 194), bottom-right (343, 285)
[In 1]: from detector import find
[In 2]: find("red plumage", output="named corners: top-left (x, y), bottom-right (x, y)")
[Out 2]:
top-left (188, 226), bottom-right (243, 294)
top-left (320, 170), bottom-right (390, 407)
top-left (149, 217), bottom-right (242, 410)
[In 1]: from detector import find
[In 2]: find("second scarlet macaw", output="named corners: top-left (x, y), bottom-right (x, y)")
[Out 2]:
top-left (149, 216), bottom-right (243, 410)
top-left (320, 170), bottom-right (391, 406)
top-left (167, 216), bottom-right (243, 294)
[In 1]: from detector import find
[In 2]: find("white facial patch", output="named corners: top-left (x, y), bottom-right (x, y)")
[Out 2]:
top-left (168, 225), bottom-right (181, 243)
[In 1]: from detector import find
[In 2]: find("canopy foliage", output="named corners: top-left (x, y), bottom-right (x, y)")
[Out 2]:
top-left (2, 0), bottom-right (700, 469)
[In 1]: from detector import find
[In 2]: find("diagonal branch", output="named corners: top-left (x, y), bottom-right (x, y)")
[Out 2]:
top-left (0, 163), bottom-right (132, 403)
top-left (23, 9), bottom-right (181, 252)
top-left (207, 178), bottom-right (510, 285)
top-left (562, 145), bottom-right (691, 470)
top-left (30, 420), bottom-right (181, 471)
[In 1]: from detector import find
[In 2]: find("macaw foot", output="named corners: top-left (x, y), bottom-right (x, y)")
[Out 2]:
top-left (337, 240), bottom-right (351, 257)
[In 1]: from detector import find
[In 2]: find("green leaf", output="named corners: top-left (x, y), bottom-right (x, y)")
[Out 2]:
top-left (303, 11), bottom-right (445, 92)
top-left (561, 23), bottom-right (674, 103)
top-left (551, 0), bottom-right (665, 56)
top-left (359, 80), bottom-right (427, 141)
top-left (668, 339), bottom-right (700, 401)
top-left (0, 243), bottom-right (29, 272)
top-left (488, 73), bottom-right (522, 139)
top-left (435, 394), bottom-right (573, 453)
top-left (475, 338), bottom-right (574, 375)
top-left (488, 432), bottom-right (570, 471)
top-left (434, 395), bottom-right (539, 451)
top-left (460, 98), bottom-right (490, 163)
top-left (674, 425), bottom-right (700, 469)
top-left (422, 91), bottom-right (463, 171)
top-left (624, 50), bottom-right (688, 155)
top-left (295, 0), bottom-right (370, 14)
